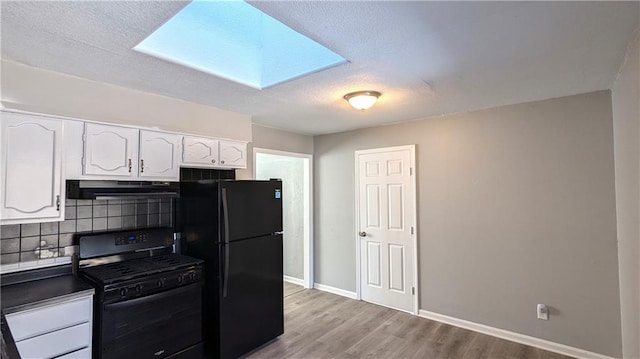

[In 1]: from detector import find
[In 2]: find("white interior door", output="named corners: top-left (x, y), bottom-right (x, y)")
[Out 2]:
top-left (356, 145), bottom-right (416, 314)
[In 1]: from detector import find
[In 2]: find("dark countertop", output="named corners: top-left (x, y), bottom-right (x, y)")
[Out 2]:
top-left (1, 274), bottom-right (95, 314)
top-left (1, 265), bottom-right (95, 359)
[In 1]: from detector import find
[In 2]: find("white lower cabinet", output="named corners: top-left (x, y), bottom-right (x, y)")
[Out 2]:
top-left (5, 295), bottom-right (93, 359)
top-left (1, 111), bottom-right (64, 224)
top-left (14, 322), bottom-right (92, 359)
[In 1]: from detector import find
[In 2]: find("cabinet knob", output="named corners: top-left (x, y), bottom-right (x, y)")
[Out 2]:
top-left (221, 160), bottom-right (225, 164)
top-left (211, 159), bottom-right (216, 164)
top-left (359, 231), bottom-right (367, 237)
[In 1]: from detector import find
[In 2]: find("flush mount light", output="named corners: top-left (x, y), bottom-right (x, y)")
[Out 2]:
top-left (343, 91), bottom-right (381, 110)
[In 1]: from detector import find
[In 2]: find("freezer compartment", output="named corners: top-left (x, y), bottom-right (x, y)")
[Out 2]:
top-left (221, 180), bottom-right (283, 242)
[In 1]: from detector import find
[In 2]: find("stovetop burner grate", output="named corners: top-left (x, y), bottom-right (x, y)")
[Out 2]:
top-left (80, 254), bottom-right (202, 285)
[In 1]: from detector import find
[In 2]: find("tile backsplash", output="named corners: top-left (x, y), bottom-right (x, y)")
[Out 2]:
top-left (0, 198), bottom-right (175, 267)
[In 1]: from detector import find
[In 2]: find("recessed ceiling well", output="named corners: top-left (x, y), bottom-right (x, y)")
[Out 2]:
top-left (133, 0), bottom-right (347, 90)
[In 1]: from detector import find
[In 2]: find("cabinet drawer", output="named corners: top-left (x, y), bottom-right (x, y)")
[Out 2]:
top-left (56, 346), bottom-right (91, 359)
top-left (6, 296), bottom-right (92, 341)
top-left (15, 322), bottom-right (91, 359)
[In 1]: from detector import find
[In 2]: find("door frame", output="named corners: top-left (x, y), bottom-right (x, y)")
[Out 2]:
top-left (253, 147), bottom-right (314, 289)
top-left (354, 144), bottom-right (419, 315)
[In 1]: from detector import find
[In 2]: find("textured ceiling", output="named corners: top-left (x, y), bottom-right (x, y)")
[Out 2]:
top-left (1, 1), bottom-right (638, 135)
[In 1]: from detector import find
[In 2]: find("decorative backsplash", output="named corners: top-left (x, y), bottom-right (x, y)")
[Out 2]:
top-left (0, 198), bottom-right (175, 268)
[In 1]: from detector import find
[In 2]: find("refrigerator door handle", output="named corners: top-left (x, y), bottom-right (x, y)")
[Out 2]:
top-left (222, 187), bottom-right (230, 298)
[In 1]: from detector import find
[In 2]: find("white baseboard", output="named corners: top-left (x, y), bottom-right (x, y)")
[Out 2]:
top-left (418, 310), bottom-right (616, 359)
top-left (313, 283), bottom-right (358, 299)
top-left (283, 275), bottom-right (305, 286)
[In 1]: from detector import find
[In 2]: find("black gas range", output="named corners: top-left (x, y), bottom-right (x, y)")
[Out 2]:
top-left (77, 228), bottom-right (204, 359)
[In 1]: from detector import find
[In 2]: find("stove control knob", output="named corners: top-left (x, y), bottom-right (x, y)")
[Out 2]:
top-left (157, 279), bottom-right (165, 288)
top-left (189, 272), bottom-right (196, 281)
top-left (135, 284), bottom-right (142, 293)
top-left (119, 288), bottom-right (127, 297)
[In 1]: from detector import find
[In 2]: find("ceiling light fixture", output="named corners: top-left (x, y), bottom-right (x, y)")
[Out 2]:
top-left (344, 91), bottom-right (381, 110)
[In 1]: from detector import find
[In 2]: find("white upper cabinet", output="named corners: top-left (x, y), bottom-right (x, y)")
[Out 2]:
top-left (84, 123), bottom-right (138, 177)
top-left (138, 130), bottom-right (180, 179)
top-left (82, 124), bottom-right (180, 181)
top-left (180, 136), bottom-right (246, 169)
top-left (218, 140), bottom-right (247, 168)
top-left (1, 112), bottom-right (64, 224)
top-left (182, 136), bottom-right (219, 167)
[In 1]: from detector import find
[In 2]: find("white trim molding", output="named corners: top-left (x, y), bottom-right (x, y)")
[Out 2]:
top-left (283, 275), bottom-right (305, 286)
top-left (418, 310), bottom-right (617, 359)
top-left (313, 283), bottom-right (358, 300)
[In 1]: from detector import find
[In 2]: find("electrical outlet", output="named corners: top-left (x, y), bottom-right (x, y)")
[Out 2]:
top-left (537, 304), bottom-right (549, 320)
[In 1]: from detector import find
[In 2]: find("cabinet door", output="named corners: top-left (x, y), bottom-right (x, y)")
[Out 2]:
top-left (84, 123), bottom-right (138, 177)
top-left (182, 136), bottom-right (219, 167)
top-left (139, 130), bottom-right (180, 180)
top-left (218, 140), bottom-right (247, 168)
top-left (1, 112), bottom-right (64, 223)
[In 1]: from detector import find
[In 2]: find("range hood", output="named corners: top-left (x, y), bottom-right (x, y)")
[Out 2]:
top-left (66, 180), bottom-right (180, 200)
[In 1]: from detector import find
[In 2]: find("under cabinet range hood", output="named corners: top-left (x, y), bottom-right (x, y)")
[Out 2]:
top-left (66, 180), bottom-right (180, 200)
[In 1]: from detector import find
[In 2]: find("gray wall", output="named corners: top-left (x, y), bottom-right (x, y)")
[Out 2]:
top-left (237, 124), bottom-right (314, 180)
top-left (314, 91), bottom-right (622, 357)
top-left (612, 32), bottom-right (640, 359)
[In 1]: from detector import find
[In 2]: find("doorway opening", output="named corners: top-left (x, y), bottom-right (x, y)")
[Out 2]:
top-left (254, 148), bottom-right (313, 293)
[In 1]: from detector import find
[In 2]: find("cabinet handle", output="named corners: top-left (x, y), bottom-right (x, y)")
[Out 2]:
top-left (56, 195), bottom-right (61, 211)
top-left (128, 159), bottom-right (132, 173)
top-left (221, 160), bottom-right (225, 164)
top-left (140, 159), bottom-right (144, 173)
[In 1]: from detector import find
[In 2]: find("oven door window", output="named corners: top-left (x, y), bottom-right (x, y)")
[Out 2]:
top-left (101, 283), bottom-right (202, 359)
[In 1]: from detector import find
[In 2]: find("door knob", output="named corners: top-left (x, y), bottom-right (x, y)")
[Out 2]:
top-left (359, 232), bottom-right (367, 237)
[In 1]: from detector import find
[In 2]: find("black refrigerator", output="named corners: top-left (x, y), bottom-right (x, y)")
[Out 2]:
top-left (180, 180), bottom-right (284, 359)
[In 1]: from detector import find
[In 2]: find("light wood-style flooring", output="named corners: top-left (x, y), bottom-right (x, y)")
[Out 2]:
top-left (249, 288), bottom-right (574, 359)
top-left (284, 282), bottom-right (305, 297)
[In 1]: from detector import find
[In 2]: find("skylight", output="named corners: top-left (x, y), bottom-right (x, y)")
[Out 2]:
top-left (134, 0), bottom-right (347, 89)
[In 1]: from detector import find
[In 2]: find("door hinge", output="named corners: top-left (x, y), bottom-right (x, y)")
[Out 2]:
top-left (410, 167), bottom-right (413, 175)
top-left (412, 287), bottom-right (415, 295)
top-left (411, 226), bottom-right (414, 235)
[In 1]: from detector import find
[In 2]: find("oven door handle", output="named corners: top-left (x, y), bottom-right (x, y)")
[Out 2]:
top-left (104, 283), bottom-right (198, 310)
top-left (221, 188), bottom-right (230, 298)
